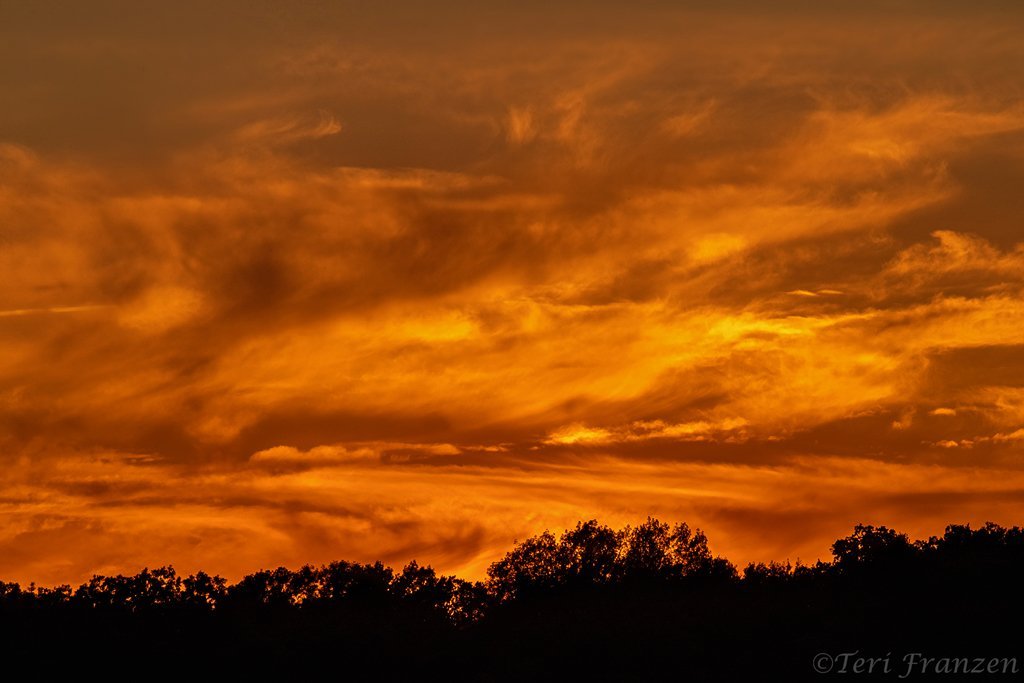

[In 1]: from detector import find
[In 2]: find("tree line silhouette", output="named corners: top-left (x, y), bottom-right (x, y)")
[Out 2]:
top-left (3, 519), bottom-right (1023, 679)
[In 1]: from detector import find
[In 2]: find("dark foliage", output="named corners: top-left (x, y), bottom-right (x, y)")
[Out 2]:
top-left (2, 519), bottom-right (1022, 680)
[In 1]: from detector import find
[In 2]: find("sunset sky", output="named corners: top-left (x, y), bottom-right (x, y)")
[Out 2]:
top-left (3, 1), bottom-right (1024, 585)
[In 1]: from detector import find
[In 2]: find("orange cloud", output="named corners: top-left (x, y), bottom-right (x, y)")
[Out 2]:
top-left (2, 1), bottom-right (1024, 585)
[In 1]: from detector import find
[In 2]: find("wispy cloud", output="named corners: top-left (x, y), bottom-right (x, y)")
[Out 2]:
top-left (0, 305), bottom-right (109, 317)
top-left (1, 0), bottom-right (1024, 583)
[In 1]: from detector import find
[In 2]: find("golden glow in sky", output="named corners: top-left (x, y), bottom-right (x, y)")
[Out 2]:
top-left (3, 1), bottom-right (1024, 584)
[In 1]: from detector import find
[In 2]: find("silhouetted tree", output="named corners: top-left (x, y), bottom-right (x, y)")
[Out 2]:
top-left (830, 524), bottom-right (916, 573)
top-left (742, 560), bottom-right (793, 584)
top-left (182, 571), bottom-right (227, 608)
top-left (487, 529), bottom-right (560, 601)
top-left (556, 520), bottom-right (619, 586)
top-left (4, 518), bottom-right (1024, 679)
top-left (225, 566), bottom-right (296, 609)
